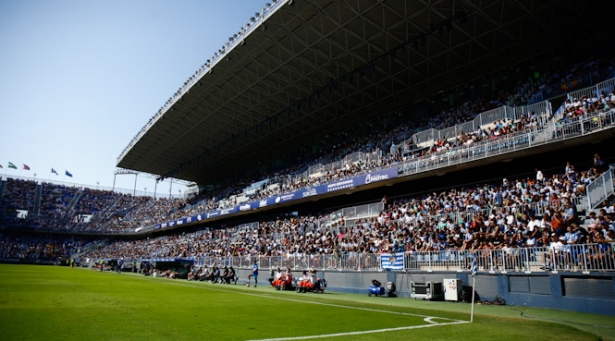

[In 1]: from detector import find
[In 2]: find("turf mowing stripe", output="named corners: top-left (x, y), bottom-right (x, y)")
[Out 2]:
top-left (246, 320), bottom-right (469, 341)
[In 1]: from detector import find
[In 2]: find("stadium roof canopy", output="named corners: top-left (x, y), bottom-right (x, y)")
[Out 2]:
top-left (117, 0), bottom-right (605, 186)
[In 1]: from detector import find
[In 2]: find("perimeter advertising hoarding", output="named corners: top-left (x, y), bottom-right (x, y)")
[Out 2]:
top-left (152, 167), bottom-right (397, 230)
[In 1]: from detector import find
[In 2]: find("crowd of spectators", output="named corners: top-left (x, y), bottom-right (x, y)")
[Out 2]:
top-left (0, 233), bottom-right (94, 262)
top-left (72, 196), bottom-right (185, 232)
top-left (0, 58), bottom-right (613, 275)
top-left (0, 180), bottom-right (191, 232)
top-left (1, 100), bottom-right (612, 234)
top-left (2, 56), bottom-right (614, 236)
top-left (79, 156), bottom-right (614, 272)
top-left (371, 158), bottom-right (612, 256)
top-left (38, 183), bottom-right (78, 218)
top-left (73, 188), bottom-right (121, 217)
top-left (0, 178), bottom-right (38, 215)
top-left (561, 91), bottom-right (615, 123)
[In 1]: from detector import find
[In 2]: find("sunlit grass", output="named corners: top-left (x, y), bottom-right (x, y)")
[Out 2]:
top-left (0, 265), bottom-right (604, 341)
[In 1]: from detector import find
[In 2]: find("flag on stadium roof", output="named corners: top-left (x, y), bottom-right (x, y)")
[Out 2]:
top-left (8, 162), bottom-right (17, 169)
top-left (23, 164), bottom-right (30, 170)
top-left (51, 168), bottom-right (58, 175)
top-left (65, 170), bottom-right (73, 177)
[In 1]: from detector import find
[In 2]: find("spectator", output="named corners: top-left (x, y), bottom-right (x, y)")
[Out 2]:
top-left (563, 202), bottom-right (578, 227)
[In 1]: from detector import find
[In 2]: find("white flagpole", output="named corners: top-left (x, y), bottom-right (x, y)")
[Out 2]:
top-left (470, 256), bottom-right (477, 323)
top-left (470, 274), bottom-right (476, 323)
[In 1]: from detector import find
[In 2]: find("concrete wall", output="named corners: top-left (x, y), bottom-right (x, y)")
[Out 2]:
top-left (234, 267), bottom-right (615, 315)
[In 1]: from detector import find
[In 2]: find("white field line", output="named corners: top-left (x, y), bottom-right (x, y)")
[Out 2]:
top-left (246, 320), bottom-right (469, 341)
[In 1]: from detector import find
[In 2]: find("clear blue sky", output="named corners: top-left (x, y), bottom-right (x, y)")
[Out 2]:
top-left (0, 0), bottom-right (266, 197)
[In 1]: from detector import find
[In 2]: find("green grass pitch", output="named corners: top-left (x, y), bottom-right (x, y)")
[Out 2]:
top-left (0, 264), bottom-right (610, 341)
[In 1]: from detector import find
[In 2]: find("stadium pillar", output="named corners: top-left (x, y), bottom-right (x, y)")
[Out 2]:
top-left (133, 173), bottom-right (138, 196)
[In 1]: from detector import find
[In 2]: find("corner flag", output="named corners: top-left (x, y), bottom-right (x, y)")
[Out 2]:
top-left (470, 256), bottom-right (478, 323)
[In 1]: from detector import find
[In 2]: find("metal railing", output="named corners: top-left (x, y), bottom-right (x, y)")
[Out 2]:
top-left (397, 107), bottom-right (615, 179)
top-left (399, 127), bottom-right (542, 176)
top-left (325, 202), bottom-right (384, 230)
top-left (587, 168), bottom-right (614, 209)
top-left (406, 244), bottom-right (615, 273)
top-left (299, 151), bottom-right (382, 182)
top-left (187, 253), bottom-right (383, 271)
top-left (530, 70), bottom-right (615, 104)
top-left (567, 77), bottom-right (615, 101)
top-left (157, 243), bottom-right (615, 273)
top-left (411, 101), bottom-right (551, 148)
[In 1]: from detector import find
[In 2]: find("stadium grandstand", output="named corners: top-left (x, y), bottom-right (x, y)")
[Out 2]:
top-left (2, 0), bottom-right (615, 316)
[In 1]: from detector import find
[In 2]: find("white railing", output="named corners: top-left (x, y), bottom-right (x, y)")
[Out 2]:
top-left (587, 168), bottom-right (614, 209)
top-left (300, 151), bottom-right (383, 183)
top-left (187, 253), bottom-right (383, 271)
top-left (567, 77), bottom-right (615, 102)
top-left (161, 243), bottom-right (615, 273)
top-left (326, 202), bottom-right (384, 230)
top-left (411, 101), bottom-right (551, 148)
top-left (398, 107), bottom-right (615, 179)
